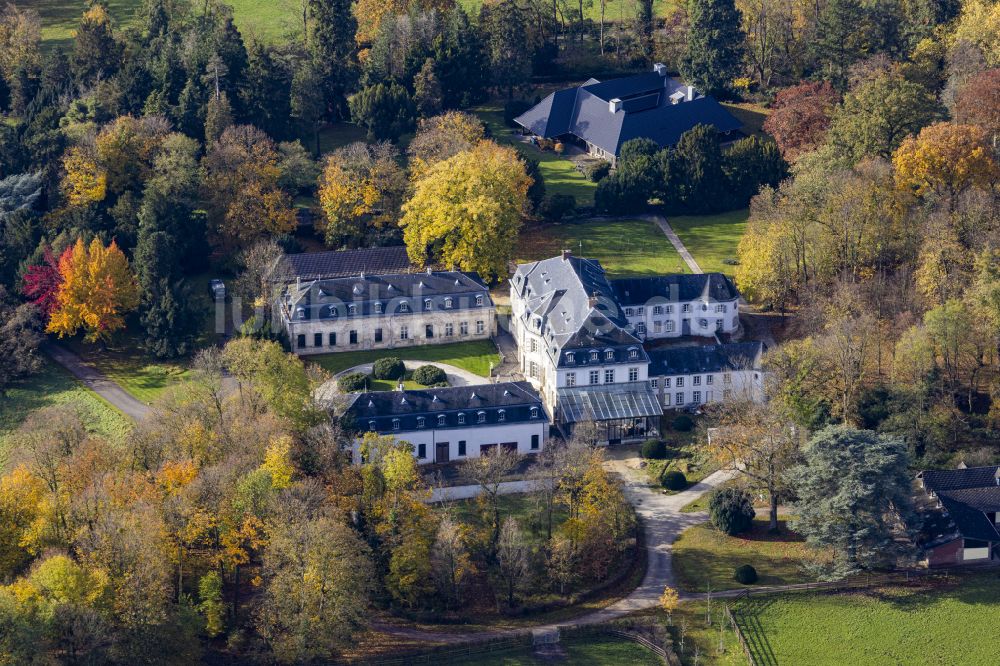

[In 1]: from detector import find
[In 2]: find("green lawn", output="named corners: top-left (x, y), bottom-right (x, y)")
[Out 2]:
top-left (317, 123), bottom-right (369, 155)
top-left (743, 573), bottom-right (1000, 665)
top-left (447, 636), bottom-right (664, 665)
top-left (458, 0), bottom-right (679, 22)
top-left (37, 0), bottom-right (302, 49)
top-left (667, 209), bottom-right (748, 276)
top-left (518, 217), bottom-right (688, 277)
top-left (672, 518), bottom-right (822, 592)
top-left (308, 340), bottom-right (501, 377)
top-left (473, 104), bottom-right (597, 207)
top-left (0, 359), bottom-right (132, 466)
top-left (442, 492), bottom-right (570, 548)
top-left (63, 337), bottom-right (193, 405)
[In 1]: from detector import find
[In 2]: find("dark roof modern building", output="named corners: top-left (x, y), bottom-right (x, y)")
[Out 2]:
top-left (279, 246), bottom-right (412, 282)
top-left (915, 465), bottom-right (1000, 566)
top-left (611, 274), bottom-right (740, 306)
top-left (514, 64), bottom-right (743, 162)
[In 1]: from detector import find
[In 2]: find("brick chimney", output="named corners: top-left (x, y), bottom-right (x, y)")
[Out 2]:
top-left (561, 249), bottom-right (572, 261)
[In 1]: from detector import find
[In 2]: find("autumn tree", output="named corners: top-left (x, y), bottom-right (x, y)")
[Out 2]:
top-left (317, 141), bottom-right (406, 248)
top-left (0, 287), bottom-right (42, 394)
top-left (680, 0), bottom-right (746, 98)
top-left (893, 122), bottom-right (999, 199)
top-left (954, 69), bottom-right (1000, 148)
top-left (407, 111), bottom-right (485, 178)
top-left (400, 141), bottom-right (531, 281)
top-left (460, 444), bottom-right (522, 554)
top-left (71, 3), bottom-right (120, 86)
top-left (430, 516), bottom-right (475, 608)
top-left (495, 517), bottom-right (529, 607)
top-left (47, 237), bottom-right (140, 343)
top-left (763, 81), bottom-right (840, 161)
top-left (201, 125), bottom-right (297, 249)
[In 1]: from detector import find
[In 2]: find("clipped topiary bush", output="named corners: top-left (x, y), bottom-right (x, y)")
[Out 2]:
top-left (672, 414), bottom-right (694, 432)
top-left (709, 487), bottom-right (756, 536)
top-left (372, 357), bottom-right (405, 380)
top-left (338, 372), bottom-right (369, 392)
top-left (412, 364), bottom-right (447, 386)
top-left (585, 161), bottom-right (611, 182)
top-left (662, 470), bottom-right (687, 491)
top-left (539, 194), bottom-right (577, 221)
top-left (734, 564), bottom-right (758, 584)
top-left (641, 439), bottom-right (667, 460)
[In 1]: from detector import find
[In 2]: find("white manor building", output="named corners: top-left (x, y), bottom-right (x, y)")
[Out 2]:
top-left (511, 251), bottom-right (761, 443)
top-left (343, 382), bottom-right (546, 465)
top-left (280, 267), bottom-right (496, 356)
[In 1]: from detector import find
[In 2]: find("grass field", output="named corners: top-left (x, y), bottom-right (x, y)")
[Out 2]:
top-left (447, 636), bottom-right (664, 665)
top-left (743, 573), bottom-right (1000, 665)
top-left (473, 104), bottom-right (597, 207)
top-left (443, 492), bottom-right (570, 548)
top-left (308, 340), bottom-right (501, 377)
top-left (63, 337), bottom-right (193, 405)
top-left (0, 359), bottom-right (132, 466)
top-left (458, 0), bottom-right (678, 22)
top-left (672, 518), bottom-right (822, 592)
top-left (517, 217), bottom-right (689, 277)
top-left (667, 209), bottom-right (748, 276)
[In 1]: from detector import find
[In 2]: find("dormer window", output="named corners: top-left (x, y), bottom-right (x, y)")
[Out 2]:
top-left (476, 294), bottom-right (484, 306)
top-left (605, 350), bottom-right (614, 360)
top-left (477, 411), bottom-right (486, 423)
top-left (374, 302), bottom-right (383, 313)
top-left (566, 352), bottom-right (574, 363)
top-left (327, 305), bottom-right (337, 317)
top-left (498, 409), bottom-right (506, 422)
top-left (458, 412), bottom-right (466, 425)
top-left (438, 414), bottom-right (446, 426)
top-left (348, 304), bottom-right (357, 315)
top-left (401, 301), bottom-right (409, 312)
top-left (590, 351), bottom-right (599, 361)
top-left (530, 407), bottom-right (539, 418)
top-left (392, 418), bottom-right (400, 430)
top-left (369, 420), bottom-right (376, 431)
top-left (424, 298), bottom-right (432, 311)
top-left (629, 349), bottom-right (638, 359)
top-left (444, 297), bottom-right (452, 308)
top-left (296, 307), bottom-right (306, 320)
top-left (417, 417), bottom-right (425, 428)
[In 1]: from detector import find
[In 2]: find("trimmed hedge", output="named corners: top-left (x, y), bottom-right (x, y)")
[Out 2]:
top-left (709, 487), bottom-right (756, 536)
top-left (338, 372), bottom-right (368, 392)
top-left (641, 439), bottom-right (667, 460)
top-left (412, 365), bottom-right (447, 386)
top-left (662, 470), bottom-right (687, 491)
top-left (734, 564), bottom-right (758, 584)
top-left (372, 357), bottom-right (405, 380)
top-left (672, 414), bottom-right (694, 432)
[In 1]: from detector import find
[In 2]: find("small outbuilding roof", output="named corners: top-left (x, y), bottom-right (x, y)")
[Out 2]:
top-left (279, 246), bottom-right (412, 281)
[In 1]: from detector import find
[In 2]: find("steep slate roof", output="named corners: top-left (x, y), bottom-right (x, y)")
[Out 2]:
top-left (279, 246), bottom-right (411, 281)
top-left (916, 465), bottom-right (1000, 548)
top-left (512, 254), bottom-right (644, 367)
top-left (344, 381), bottom-right (544, 433)
top-left (515, 68), bottom-right (742, 156)
top-left (284, 271), bottom-right (490, 322)
top-left (611, 273), bottom-right (740, 305)
top-left (647, 342), bottom-right (763, 377)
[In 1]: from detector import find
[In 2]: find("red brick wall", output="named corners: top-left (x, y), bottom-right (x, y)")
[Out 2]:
top-left (926, 539), bottom-right (963, 567)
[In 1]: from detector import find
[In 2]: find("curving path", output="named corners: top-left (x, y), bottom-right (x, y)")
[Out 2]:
top-left (46, 344), bottom-right (150, 421)
top-left (373, 452), bottom-right (737, 642)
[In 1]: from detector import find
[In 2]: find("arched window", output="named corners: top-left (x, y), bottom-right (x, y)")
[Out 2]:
top-left (438, 414), bottom-right (446, 426)
top-left (392, 419), bottom-right (400, 430)
top-left (424, 298), bottom-right (432, 311)
top-left (498, 409), bottom-right (506, 422)
top-left (458, 413), bottom-right (466, 425)
top-left (444, 297), bottom-right (452, 308)
top-left (477, 411), bottom-right (486, 423)
top-left (530, 407), bottom-right (539, 418)
top-left (348, 304), bottom-right (357, 315)
top-left (368, 420), bottom-right (376, 431)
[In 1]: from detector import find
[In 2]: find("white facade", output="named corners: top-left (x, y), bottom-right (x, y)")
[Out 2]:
top-left (623, 299), bottom-right (740, 340)
top-left (649, 367), bottom-right (762, 410)
top-left (352, 421), bottom-right (546, 465)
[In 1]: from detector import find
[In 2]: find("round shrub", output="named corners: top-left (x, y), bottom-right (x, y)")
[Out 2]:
top-left (585, 161), bottom-right (611, 182)
top-left (641, 439), bottom-right (667, 460)
top-left (661, 470), bottom-right (688, 491)
top-left (338, 372), bottom-right (368, 392)
top-left (709, 487), bottom-right (756, 536)
top-left (671, 414), bottom-right (694, 432)
top-left (412, 364), bottom-right (447, 386)
top-left (372, 357), bottom-right (405, 380)
top-left (539, 194), bottom-right (577, 221)
top-left (734, 564), bottom-right (758, 585)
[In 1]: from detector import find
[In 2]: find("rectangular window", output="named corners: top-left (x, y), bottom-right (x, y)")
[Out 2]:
top-left (529, 361), bottom-right (538, 378)
top-left (425, 324), bottom-right (434, 338)
top-left (530, 339), bottom-right (537, 352)
top-left (460, 322), bottom-right (468, 335)
top-left (328, 332), bottom-right (336, 346)
top-left (676, 377), bottom-right (685, 387)
top-left (706, 375), bottom-right (713, 385)
top-left (665, 305), bottom-right (674, 314)
top-left (531, 434), bottom-right (539, 450)
top-left (604, 369), bottom-right (615, 384)
top-left (349, 330), bottom-right (358, 345)
top-left (297, 334), bottom-right (306, 349)
top-left (566, 372), bottom-right (576, 387)
top-left (723, 389), bottom-right (732, 399)
top-left (663, 393), bottom-right (672, 407)
top-left (716, 304), bottom-right (726, 313)
top-left (636, 306), bottom-right (644, 315)
top-left (675, 392), bottom-right (684, 405)
top-left (374, 328), bottom-right (383, 342)
top-left (476, 320), bottom-right (484, 334)
top-left (445, 323), bottom-right (453, 336)
top-left (400, 326), bottom-right (409, 340)
top-left (654, 321), bottom-right (662, 333)
top-left (458, 441), bottom-right (467, 456)
top-left (637, 322), bottom-right (646, 334)
top-left (682, 304), bottom-right (691, 313)
top-left (628, 367), bottom-right (638, 382)
top-left (477, 412), bottom-right (486, 423)
top-left (476, 294), bottom-right (484, 306)
top-left (663, 378), bottom-right (671, 388)
top-left (651, 378), bottom-right (658, 388)
top-left (417, 444), bottom-right (426, 459)
top-left (693, 376), bottom-right (701, 386)
top-left (589, 370), bottom-right (599, 385)
top-left (624, 307), bottom-right (634, 316)
top-left (665, 321), bottom-right (675, 332)
top-left (723, 373), bottom-right (732, 384)
top-left (314, 333), bottom-right (322, 347)
top-left (693, 391), bottom-right (701, 403)
top-left (653, 305), bottom-right (663, 315)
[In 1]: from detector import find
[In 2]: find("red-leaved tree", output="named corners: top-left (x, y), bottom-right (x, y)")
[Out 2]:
top-left (21, 246), bottom-right (65, 320)
top-left (763, 81), bottom-right (840, 162)
top-left (954, 69), bottom-right (1000, 149)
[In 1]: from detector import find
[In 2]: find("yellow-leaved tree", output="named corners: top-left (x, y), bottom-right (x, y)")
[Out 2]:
top-left (400, 141), bottom-right (531, 281)
top-left (407, 111), bottom-right (486, 179)
top-left (893, 123), bottom-right (999, 199)
top-left (47, 238), bottom-right (140, 342)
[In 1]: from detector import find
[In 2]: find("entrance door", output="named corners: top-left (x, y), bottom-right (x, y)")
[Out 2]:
top-left (435, 442), bottom-right (450, 463)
